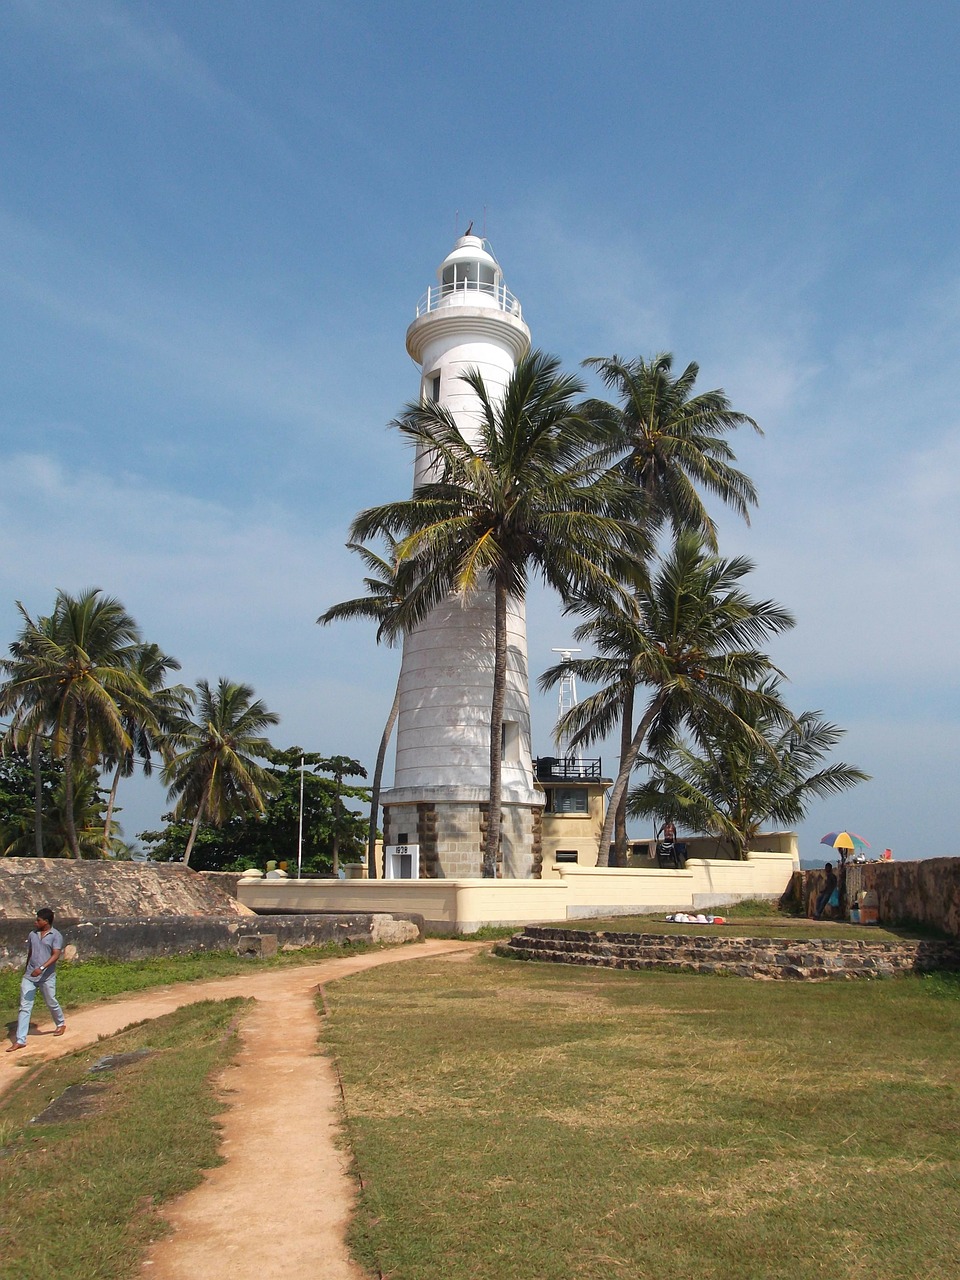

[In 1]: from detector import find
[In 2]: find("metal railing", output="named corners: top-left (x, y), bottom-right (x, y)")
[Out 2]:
top-left (415, 280), bottom-right (523, 319)
top-left (535, 756), bottom-right (602, 781)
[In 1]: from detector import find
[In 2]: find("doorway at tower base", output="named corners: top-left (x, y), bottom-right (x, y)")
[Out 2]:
top-left (381, 794), bottom-right (544, 879)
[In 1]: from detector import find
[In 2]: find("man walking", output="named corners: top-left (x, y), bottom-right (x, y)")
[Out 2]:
top-left (6, 908), bottom-right (66, 1051)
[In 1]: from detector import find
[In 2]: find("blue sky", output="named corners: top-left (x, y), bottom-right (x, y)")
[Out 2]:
top-left (1, 1), bottom-right (957, 861)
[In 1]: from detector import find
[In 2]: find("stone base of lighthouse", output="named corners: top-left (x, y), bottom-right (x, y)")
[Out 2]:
top-left (381, 788), bottom-right (543, 879)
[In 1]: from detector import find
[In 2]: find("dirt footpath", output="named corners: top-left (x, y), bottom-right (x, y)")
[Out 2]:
top-left (2, 939), bottom-right (487, 1279)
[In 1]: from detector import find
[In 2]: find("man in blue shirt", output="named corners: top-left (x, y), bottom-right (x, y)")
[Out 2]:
top-left (6, 907), bottom-right (66, 1051)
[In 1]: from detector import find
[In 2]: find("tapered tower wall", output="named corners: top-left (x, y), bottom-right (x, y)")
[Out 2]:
top-left (380, 236), bottom-right (543, 877)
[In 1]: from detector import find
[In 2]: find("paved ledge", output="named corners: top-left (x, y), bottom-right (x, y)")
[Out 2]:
top-left (497, 926), bottom-right (960, 980)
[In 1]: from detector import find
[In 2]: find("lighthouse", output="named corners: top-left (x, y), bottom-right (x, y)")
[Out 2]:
top-left (379, 235), bottom-right (543, 880)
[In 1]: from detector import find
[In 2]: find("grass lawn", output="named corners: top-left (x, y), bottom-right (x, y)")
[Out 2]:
top-left (324, 949), bottom-right (960, 1280)
top-left (0, 999), bottom-right (247, 1280)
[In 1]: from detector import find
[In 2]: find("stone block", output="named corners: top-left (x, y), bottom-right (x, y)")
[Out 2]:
top-left (237, 933), bottom-right (278, 958)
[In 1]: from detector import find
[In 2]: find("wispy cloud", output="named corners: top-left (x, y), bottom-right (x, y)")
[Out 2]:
top-left (0, 449), bottom-right (399, 761)
top-left (0, 211), bottom-right (401, 449)
top-left (8, 0), bottom-right (294, 160)
top-left (11, 0), bottom-right (230, 104)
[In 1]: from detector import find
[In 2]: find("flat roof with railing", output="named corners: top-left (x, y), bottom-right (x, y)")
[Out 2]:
top-left (535, 757), bottom-right (605, 782)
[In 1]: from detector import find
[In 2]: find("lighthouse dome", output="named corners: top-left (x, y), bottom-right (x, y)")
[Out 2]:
top-left (407, 233), bottom-right (529, 364)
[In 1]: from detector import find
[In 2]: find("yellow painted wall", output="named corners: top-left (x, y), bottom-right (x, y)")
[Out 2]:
top-left (237, 849), bottom-right (797, 933)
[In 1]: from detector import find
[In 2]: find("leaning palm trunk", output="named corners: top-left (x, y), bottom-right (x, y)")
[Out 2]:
top-left (101, 760), bottom-right (123, 859)
top-left (597, 694), bottom-right (667, 866)
top-left (483, 581), bottom-right (509, 877)
top-left (182, 785), bottom-right (210, 868)
top-left (612, 687), bottom-right (635, 865)
top-left (367, 679), bottom-right (401, 879)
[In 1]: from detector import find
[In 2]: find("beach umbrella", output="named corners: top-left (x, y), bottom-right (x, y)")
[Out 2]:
top-left (820, 831), bottom-right (870, 851)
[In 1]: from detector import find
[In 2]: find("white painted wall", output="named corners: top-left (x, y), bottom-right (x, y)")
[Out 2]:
top-left (386, 237), bottom-right (537, 805)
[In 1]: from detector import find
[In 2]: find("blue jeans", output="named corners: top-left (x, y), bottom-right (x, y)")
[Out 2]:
top-left (16, 972), bottom-right (64, 1044)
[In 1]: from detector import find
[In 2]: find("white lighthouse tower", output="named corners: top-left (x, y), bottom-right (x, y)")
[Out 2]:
top-left (380, 235), bottom-right (544, 879)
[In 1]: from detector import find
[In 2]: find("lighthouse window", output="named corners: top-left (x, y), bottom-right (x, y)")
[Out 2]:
top-left (430, 373), bottom-right (441, 402)
top-left (501, 720), bottom-right (520, 762)
top-left (441, 261), bottom-right (496, 295)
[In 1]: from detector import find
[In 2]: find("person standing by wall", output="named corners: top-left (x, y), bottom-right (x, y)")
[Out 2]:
top-left (813, 864), bottom-right (839, 920)
top-left (6, 908), bottom-right (66, 1051)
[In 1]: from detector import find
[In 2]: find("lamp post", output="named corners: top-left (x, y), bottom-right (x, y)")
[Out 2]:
top-left (296, 754), bottom-right (305, 879)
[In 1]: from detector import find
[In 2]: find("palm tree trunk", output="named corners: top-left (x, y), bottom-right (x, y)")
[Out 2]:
top-left (367, 679), bottom-right (401, 879)
top-left (483, 581), bottom-right (509, 878)
top-left (31, 736), bottom-right (44, 856)
top-left (101, 761), bottom-right (123, 859)
top-left (612, 687), bottom-right (635, 866)
top-left (182, 787), bottom-right (210, 868)
top-left (62, 704), bottom-right (81, 859)
top-left (597, 693), bottom-right (667, 866)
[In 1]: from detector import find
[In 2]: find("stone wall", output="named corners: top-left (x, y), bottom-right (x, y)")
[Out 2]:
top-left (790, 858), bottom-right (960, 937)
top-left (0, 859), bottom-right (249, 921)
top-left (0, 911), bottom-right (422, 970)
top-left (382, 799), bottom-right (541, 878)
top-left (499, 925), bottom-right (960, 980)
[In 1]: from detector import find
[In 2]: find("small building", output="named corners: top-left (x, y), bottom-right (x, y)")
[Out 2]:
top-left (536, 756), bottom-right (612, 875)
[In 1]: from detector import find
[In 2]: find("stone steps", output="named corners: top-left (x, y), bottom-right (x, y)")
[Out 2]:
top-left (496, 926), bottom-right (960, 981)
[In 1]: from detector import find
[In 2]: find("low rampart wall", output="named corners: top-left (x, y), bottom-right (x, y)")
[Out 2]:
top-left (544, 852), bottom-right (796, 916)
top-left (237, 851), bottom-right (798, 933)
top-left (0, 911), bottom-right (422, 970)
top-left (239, 878), bottom-right (570, 934)
top-left (794, 857), bottom-right (960, 938)
top-left (0, 859), bottom-right (249, 920)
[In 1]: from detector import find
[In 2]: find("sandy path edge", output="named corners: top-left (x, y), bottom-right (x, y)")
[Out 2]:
top-left (2, 939), bottom-right (488, 1279)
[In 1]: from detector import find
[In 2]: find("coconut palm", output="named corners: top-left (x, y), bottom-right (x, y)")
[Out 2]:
top-left (0, 589), bottom-right (149, 857)
top-left (99, 643), bottom-right (190, 858)
top-left (163, 678), bottom-right (280, 867)
top-left (350, 350), bottom-right (636, 875)
top-left (584, 352), bottom-right (761, 549)
top-left (0, 610), bottom-right (57, 855)
top-left (318, 539), bottom-right (411, 878)
top-left (627, 680), bottom-right (869, 860)
top-left (571, 354), bottom-right (762, 859)
top-left (544, 531), bottom-right (794, 865)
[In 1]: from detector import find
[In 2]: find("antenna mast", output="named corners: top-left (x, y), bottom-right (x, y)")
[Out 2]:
top-left (551, 648), bottom-right (581, 763)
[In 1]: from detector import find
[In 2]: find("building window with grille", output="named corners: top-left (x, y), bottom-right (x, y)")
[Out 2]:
top-left (545, 787), bottom-right (588, 814)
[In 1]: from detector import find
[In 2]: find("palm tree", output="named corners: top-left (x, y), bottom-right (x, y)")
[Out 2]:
top-left (163, 678), bottom-right (280, 867)
top-left (583, 352), bottom-right (761, 550)
top-left (350, 350), bottom-right (636, 875)
top-left (318, 754), bottom-right (367, 876)
top-left (318, 539), bottom-right (411, 878)
top-left (571, 353), bottom-right (762, 860)
top-left (1, 610), bottom-right (57, 856)
top-left (544, 531), bottom-right (794, 865)
top-left (47, 764), bottom-right (113, 859)
top-left (0, 589), bottom-right (148, 857)
top-left (627, 680), bottom-right (869, 859)
top-left (99, 642), bottom-right (190, 858)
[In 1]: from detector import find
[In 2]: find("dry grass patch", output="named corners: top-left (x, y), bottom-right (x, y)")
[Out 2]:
top-left (0, 999), bottom-right (248, 1280)
top-left (325, 951), bottom-right (960, 1280)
